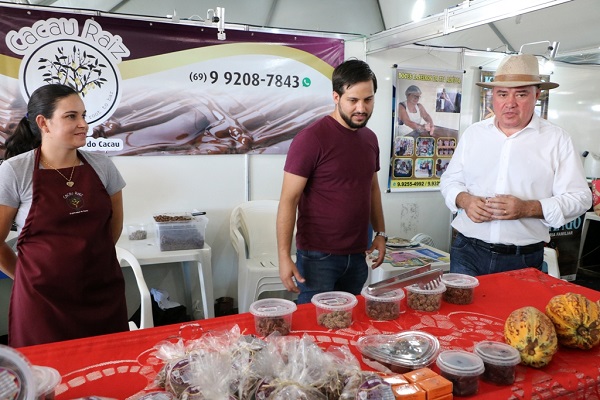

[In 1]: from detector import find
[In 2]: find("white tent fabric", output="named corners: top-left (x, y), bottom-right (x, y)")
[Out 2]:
top-left (8, 0), bottom-right (600, 64)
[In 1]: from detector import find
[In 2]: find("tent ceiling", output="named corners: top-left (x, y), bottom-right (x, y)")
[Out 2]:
top-left (6, 0), bottom-right (600, 64)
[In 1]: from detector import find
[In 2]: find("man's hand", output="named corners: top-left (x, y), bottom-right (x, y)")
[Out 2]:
top-left (484, 194), bottom-right (543, 220)
top-left (279, 257), bottom-right (305, 293)
top-left (456, 192), bottom-right (493, 223)
top-left (366, 235), bottom-right (386, 269)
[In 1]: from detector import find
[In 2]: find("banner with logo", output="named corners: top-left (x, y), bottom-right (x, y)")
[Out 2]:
top-left (0, 6), bottom-right (344, 156)
top-left (388, 67), bottom-right (462, 192)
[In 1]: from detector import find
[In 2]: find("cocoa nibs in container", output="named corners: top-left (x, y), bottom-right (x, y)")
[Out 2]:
top-left (361, 287), bottom-right (404, 321)
top-left (311, 291), bottom-right (358, 330)
top-left (405, 283), bottom-right (446, 312)
top-left (317, 310), bottom-right (353, 329)
top-left (255, 316), bottom-right (291, 337)
top-left (444, 286), bottom-right (473, 304)
top-left (441, 273), bottom-right (479, 305)
top-left (249, 298), bottom-right (296, 337)
top-left (366, 300), bottom-right (400, 321)
top-left (153, 214), bottom-right (192, 222)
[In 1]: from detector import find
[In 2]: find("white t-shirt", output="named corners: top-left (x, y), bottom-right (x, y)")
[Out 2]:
top-left (0, 150), bottom-right (126, 234)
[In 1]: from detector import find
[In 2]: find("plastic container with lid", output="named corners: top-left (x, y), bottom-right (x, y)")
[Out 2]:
top-left (474, 341), bottom-right (521, 385)
top-left (405, 283), bottom-right (446, 312)
top-left (153, 212), bottom-right (207, 251)
top-left (127, 223), bottom-right (148, 241)
top-left (356, 331), bottom-right (440, 374)
top-left (441, 273), bottom-right (479, 305)
top-left (249, 298), bottom-right (297, 337)
top-left (32, 366), bottom-right (61, 400)
top-left (436, 350), bottom-right (485, 397)
top-left (361, 287), bottom-right (404, 321)
top-left (311, 291), bottom-right (357, 329)
top-left (0, 344), bottom-right (36, 400)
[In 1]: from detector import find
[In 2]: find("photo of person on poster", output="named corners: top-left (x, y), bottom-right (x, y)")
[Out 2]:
top-left (389, 67), bottom-right (462, 192)
top-left (397, 85), bottom-right (435, 138)
top-left (436, 88), bottom-right (455, 113)
top-left (394, 136), bottom-right (414, 157)
top-left (393, 158), bottom-right (413, 178)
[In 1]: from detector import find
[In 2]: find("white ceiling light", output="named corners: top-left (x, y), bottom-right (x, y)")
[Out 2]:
top-left (412, 0), bottom-right (426, 22)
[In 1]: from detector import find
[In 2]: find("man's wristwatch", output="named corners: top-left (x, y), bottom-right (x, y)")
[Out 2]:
top-left (374, 231), bottom-right (388, 241)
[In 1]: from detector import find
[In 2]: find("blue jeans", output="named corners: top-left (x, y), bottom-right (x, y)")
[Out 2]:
top-left (295, 249), bottom-right (368, 304)
top-left (450, 233), bottom-right (544, 276)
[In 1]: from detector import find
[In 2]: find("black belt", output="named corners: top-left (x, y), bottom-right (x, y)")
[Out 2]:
top-left (459, 233), bottom-right (545, 255)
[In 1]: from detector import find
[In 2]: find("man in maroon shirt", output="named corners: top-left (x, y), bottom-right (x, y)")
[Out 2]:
top-left (276, 59), bottom-right (387, 304)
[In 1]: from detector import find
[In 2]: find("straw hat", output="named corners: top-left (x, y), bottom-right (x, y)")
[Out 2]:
top-left (476, 54), bottom-right (559, 90)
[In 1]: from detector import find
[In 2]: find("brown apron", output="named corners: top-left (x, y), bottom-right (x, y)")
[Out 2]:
top-left (9, 148), bottom-right (128, 347)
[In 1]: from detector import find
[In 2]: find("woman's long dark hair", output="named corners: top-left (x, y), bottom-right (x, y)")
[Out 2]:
top-left (4, 84), bottom-right (78, 160)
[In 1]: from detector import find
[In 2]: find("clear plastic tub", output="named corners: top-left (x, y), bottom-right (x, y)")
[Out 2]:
top-left (0, 344), bottom-right (36, 400)
top-left (405, 283), bottom-right (446, 312)
top-left (361, 287), bottom-right (405, 321)
top-left (153, 213), bottom-right (207, 251)
top-left (32, 366), bottom-right (61, 400)
top-left (249, 298), bottom-right (297, 337)
top-left (474, 341), bottom-right (521, 385)
top-left (311, 291), bottom-right (357, 329)
top-left (127, 223), bottom-right (148, 241)
top-left (356, 331), bottom-right (440, 374)
top-left (436, 350), bottom-right (485, 397)
top-left (441, 273), bottom-right (479, 305)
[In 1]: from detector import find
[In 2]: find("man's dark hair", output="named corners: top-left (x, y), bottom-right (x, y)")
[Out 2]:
top-left (332, 59), bottom-right (377, 96)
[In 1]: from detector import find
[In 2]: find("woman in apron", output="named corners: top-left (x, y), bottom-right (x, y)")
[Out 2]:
top-left (0, 84), bottom-right (129, 347)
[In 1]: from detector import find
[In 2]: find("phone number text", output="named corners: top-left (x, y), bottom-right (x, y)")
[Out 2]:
top-left (189, 71), bottom-right (307, 88)
top-left (392, 180), bottom-right (440, 188)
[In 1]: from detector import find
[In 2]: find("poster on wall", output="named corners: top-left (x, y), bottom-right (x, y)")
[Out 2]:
top-left (0, 6), bottom-right (344, 157)
top-left (479, 70), bottom-right (550, 121)
top-left (388, 67), bottom-right (463, 192)
top-left (547, 212), bottom-right (587, 280)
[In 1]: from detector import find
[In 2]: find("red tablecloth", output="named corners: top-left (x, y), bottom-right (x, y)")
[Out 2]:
top-left (18, 268), bottom-right (600, 399)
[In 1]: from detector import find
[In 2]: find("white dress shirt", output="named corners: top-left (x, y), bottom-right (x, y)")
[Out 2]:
top-left (440, 114), bottom-right (591, 245)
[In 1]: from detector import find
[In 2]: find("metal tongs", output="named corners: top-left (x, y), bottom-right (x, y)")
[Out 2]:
top-left (366, 264), bottom-right (443, 296)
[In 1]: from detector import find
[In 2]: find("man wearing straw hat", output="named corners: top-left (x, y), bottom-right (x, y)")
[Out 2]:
top-left (440, 54), bottom-right (591, 276)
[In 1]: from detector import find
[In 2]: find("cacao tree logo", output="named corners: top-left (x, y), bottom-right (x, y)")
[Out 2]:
top-left (20, 38), bottom-right (121, 127)
top-left (38, 45), bottom-right (108, 97)
top-left (10, 17), bottom-right (129, 150)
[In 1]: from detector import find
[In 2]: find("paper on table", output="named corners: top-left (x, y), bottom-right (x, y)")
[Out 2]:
top-left (384, 250), bottom-right (440, 267)
top-left (413, 248), bottom-right (450, 262)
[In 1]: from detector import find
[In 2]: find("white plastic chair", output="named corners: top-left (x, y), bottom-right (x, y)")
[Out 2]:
top-left (116, 246), bottom-right (154, 330)
top-left (411, 233), bottom-right (435, 247)
top-left (542, 247), bottom-right (560, 279)
top-left (6, 236), bottom-right (17, 252)
top-left (230, 200), bottom-right (293, 313)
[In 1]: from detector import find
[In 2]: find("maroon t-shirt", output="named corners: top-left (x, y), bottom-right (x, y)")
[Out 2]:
top-left (284, 115), bottom-right (380, 254)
